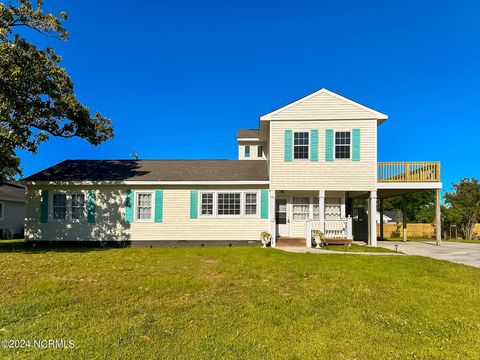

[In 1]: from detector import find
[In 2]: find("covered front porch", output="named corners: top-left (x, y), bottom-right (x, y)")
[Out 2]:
top-left (270, 161), bottom-right (442, 248)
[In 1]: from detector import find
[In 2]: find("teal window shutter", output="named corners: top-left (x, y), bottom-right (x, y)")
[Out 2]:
top-left (260, 190), bottom-right (269, 219)
top-left (310, 129), bottom-right (318, 161)
top-left (155, 189), bottom-right (163, 223)
top-left (284, 130), bottom-right (292, 161)
top-left (40, 190), bottom-right (49, 223)
top-left (325, 129), bottom-right (334, 161)
top-left (352, 128), bottom-right (360, 161)
top-left (125, 190), bottom-right (133, 222)
top-left (190, 190), bottom-right (198, 219)
top-left (87, 190), bottom-right (96, 224)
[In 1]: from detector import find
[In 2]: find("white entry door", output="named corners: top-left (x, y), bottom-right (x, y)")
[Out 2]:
top-left (276, 198), bottom-right (289, 237)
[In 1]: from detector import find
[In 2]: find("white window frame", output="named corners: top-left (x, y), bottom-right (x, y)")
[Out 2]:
top-left (334, 131), bottom-right (352, 160)
top-left (71, 193), bottom-right (86, 220)
top-left (133, 190), bottom-right (155, 222)
top-left (0, 201), bottom-right (4, 221)
top-left (198, 190), bottom-right (260, 218)
top-left (244, 192), bottom-right (258, 217)
top-left (52, 193), bottom-right (68, 221)
top-left (293, 130), bottom-right (310, 160)
top-left (200, 192), bottom-right (215, 217)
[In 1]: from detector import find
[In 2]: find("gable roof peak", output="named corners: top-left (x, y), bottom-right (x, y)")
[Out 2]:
top-left (260, 87), bottom-right (388, 123)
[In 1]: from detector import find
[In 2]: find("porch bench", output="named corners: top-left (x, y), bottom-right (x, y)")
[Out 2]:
top-left (323, 238), bottom-right (353, 246)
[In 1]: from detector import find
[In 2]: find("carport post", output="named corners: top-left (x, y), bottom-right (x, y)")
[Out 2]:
top-left (436, 189), bottom-right (441, 246)
top-left (402, 195), bottom-right (407, 242)
top-left (379, 198), bottom-right (384, 241)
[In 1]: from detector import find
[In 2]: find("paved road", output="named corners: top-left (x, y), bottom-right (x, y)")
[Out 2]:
top-left (379, 241), bottom-right (480, 268)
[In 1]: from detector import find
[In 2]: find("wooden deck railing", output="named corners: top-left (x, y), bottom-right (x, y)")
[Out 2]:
top-left (377, 162), bottom-right (440, 182)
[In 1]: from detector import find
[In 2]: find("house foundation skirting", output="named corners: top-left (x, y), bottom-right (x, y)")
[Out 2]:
top-left (25, 240), bottom-right (262, 248)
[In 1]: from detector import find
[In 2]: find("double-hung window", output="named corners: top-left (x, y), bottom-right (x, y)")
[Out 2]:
top-left (245, 193), bottom-right (257, 215)
top-left (293, 197), bottom-right (310, 220)
top-left (335, 131), bottom-right (351, 159)
top-left (245, 145), bottom-right (250, 158)
top-left (217, 193), bottom-right (241, 215)
top-left (201, 193), bottom-right (214, 216)
top-left (293, 132), bottom-right (309, 159)
top-left (135, 192), bottom-right (153, 221)
top-left (312, 197), bottom-right (319, 221)
top-left (53, 194), bottom-right (67, 220)
top-left (71, 193), bottom-right (85, 220)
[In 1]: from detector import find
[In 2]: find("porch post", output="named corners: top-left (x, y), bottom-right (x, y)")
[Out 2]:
top-left (269, 190), bottom-right (276, 247)
top-left (402, 195), bottom-right (407, 242)
top-left (436, 188), bottom-right (441, 246)
top-left (368, 190), bottom-right (377, 246)
top-left (318, 190), bottom-right (325, 233)
top-left (379, 198), bottom-right (384, 241)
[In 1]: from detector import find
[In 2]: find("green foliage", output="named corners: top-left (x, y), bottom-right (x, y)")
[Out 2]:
top-left (0, 1), bottom-right (113, 181)
top-left (384, 190), bottom-right (435, 222)
top-left (390, 222), bottom-right (402, 238)
top-left (444, 178), bottom-right (480, 240)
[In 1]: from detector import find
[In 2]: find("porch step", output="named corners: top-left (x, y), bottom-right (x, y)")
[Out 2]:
top-left (276, 237), bottom-right (306, 247)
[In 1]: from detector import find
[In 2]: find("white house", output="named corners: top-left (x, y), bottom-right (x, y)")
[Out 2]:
top-left (22, 88), bottom-right (442, 247)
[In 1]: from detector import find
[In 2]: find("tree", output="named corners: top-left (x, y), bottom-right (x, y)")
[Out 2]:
top-left (383, 190), bottom-right (435, 222)
top-left (0, 0), bottom-right (113, 181)
top-left (444, 178), bottom-right (480, 240)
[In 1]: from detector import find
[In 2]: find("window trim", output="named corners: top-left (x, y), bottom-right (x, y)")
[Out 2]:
top-left (198, 190), bottom-right (260, 218)
top-left (0, 201), bottom-right (4, 221)
top-left (133, 190), bottom-right (155, 222)
top-left (71, 193), bottom-right (86, 220)
top-left (199, 191), bottom-right (215, 217)
top-left (334, 131), bottom-right (352, 160)
top-left (292, 130), bottom-right (310, 160)
top-left (244, 192), bottom-right (258, 217)
top-left (244, 145), bottom-right (251, 158)
top-left (52, 193), bottom-right (68, 221)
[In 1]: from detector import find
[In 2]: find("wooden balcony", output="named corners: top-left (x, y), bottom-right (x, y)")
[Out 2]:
top-left (378, 162), bottom-right (440, 183)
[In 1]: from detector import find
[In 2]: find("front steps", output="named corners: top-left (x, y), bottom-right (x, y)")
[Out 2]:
top-left (276, 237), bottom-right (306, 247)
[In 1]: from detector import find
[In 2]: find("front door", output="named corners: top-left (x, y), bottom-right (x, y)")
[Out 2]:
top-left (276, 198), bottom-right (289, 237)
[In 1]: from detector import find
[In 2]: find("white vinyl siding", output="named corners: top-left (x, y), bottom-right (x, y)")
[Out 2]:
top-left (270, 120), bottom-right (376, 191)
top-left (25, 186), bottom-right (268, 242)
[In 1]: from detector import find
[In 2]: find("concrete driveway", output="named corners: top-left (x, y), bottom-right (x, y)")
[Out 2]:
top-left (379, 241), bottom-right (480, 268)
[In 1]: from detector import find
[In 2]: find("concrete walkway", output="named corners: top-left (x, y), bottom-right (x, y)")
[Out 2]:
top-left (379, 241), bottom-right (480, 268)
top-left (277, 247), bottom-right (404, 256)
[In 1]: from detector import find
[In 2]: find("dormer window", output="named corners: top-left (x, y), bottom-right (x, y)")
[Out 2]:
top-left (293, 132), bottom-right (309, 159)
top-left (245, 145), bottom-right (250, 158)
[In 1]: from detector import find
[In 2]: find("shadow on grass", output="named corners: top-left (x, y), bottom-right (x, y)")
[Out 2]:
top-left (0, 240), bottom-right (130, 254)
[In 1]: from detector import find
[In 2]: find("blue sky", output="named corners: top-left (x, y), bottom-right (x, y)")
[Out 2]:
top-left (18, 0), bottom-right (480, 192)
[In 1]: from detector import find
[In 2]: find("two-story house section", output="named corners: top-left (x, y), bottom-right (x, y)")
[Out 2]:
top-left (23, 88), bottom-right (442, 247)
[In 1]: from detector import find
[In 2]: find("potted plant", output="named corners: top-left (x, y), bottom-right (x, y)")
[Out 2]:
top-left (313, 230), bottom-right (325, 248)
top-left (260, 231), bottom-right (272, 248)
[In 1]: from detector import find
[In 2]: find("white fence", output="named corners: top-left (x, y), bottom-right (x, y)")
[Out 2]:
top-left (305, 216), bottom-right (353, 247)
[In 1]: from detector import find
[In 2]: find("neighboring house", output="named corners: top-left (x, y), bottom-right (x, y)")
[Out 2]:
top-left (22, 88), bottom-right (443, 247)
top-left (376, 211), bottom-right (393, 224)
top-left (383, 210), bottom-right (403, 224)
top-left (0, 182), bottom-right (26, 238)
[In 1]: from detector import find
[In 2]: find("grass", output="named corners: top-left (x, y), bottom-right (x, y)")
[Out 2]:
top-left (1, 243), bottom-right (480, 359)
top-left (321, 243), bottom-right (396, 253)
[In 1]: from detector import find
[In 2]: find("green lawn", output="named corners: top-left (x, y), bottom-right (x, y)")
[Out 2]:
top-left (321, 244), bottom-right (395, 253)
top-left (1, 242), bottom-right (480, 359)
